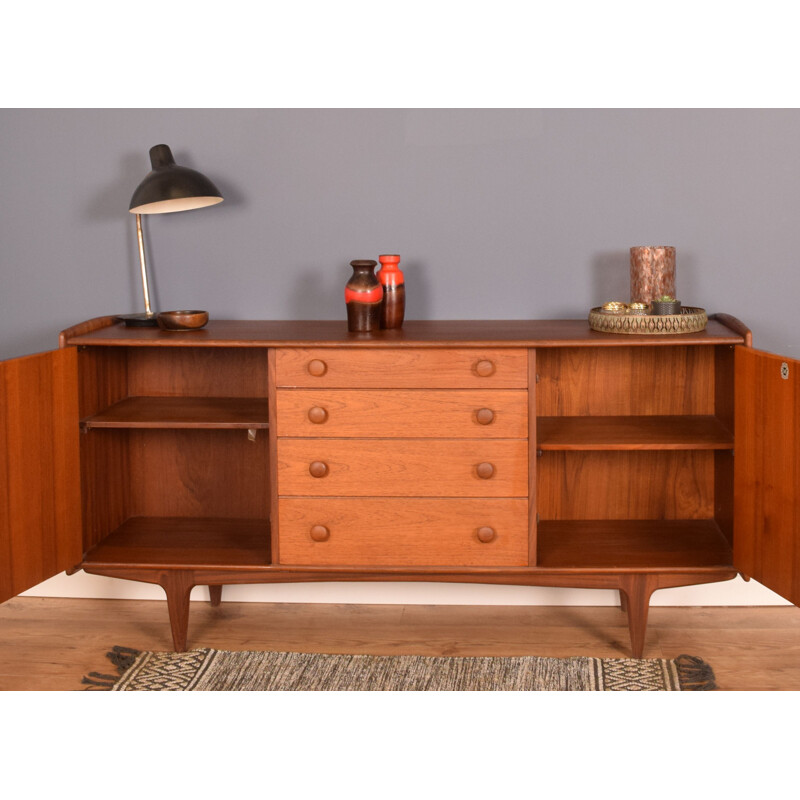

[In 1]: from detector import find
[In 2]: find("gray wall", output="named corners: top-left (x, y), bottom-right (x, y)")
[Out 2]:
top-left (2, 109), bottom-right (800, 361)
top-left (6, 108), bottom-right (797, 606)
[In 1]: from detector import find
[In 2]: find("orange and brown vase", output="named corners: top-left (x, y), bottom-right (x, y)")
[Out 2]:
top-left (377, 253), bottom-right (405, 329)
top-left (345, 259), bottom-right (383, 332)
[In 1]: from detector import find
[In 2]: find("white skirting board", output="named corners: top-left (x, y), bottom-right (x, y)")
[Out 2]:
top-left (22, 572), bottom-right (791, 606)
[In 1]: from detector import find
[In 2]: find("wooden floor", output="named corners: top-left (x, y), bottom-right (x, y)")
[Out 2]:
top-left (1, 596), bottom-right (800, 690)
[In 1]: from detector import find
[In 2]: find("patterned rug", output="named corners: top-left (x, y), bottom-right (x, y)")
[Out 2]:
top-left (84, 646), bottom-right (716, 691)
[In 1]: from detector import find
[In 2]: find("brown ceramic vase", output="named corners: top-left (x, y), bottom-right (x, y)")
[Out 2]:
top-left (345, 260), bottom-right (383, 332)
top-left (377, 254), bottom-right (405, 329)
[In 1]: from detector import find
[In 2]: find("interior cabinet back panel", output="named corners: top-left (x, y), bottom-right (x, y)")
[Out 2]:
top-left (127, 430), bottom-right (270, 518)
top-left (76, 347), bottom-right (129, 418)
top-left (80, 430), bottom-right (130, 551)
top-left (537, 450), bottom-right (715, 520)
top-left (536, 346), bottom-right (715, 416)
top-left (127, 347), bottom-right (269, 398)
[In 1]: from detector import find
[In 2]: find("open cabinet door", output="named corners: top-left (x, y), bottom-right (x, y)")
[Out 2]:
top-left (0, 347), bottom-right (82, 603)
top-left (734, 346), bottom-right (800, 604)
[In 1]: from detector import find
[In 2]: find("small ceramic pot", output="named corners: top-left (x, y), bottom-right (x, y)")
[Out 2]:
top-left (651, 300), bottom-right (682, 315)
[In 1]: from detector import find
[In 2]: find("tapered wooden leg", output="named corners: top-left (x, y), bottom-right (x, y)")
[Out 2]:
top-left (619, 574), bottom-right (656, 658)
top-left (619, 590), bottom-right (628, 612)
top-left (209, 585), bottom-right (222, 607)
top-left (159, 571), bottom-right (195, 652)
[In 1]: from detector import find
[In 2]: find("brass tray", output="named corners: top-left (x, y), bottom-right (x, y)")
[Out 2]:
top-left (588, 306), bottom-right (707, 335)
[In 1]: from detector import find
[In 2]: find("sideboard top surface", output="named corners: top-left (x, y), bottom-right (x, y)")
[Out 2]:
top-left (62, 318), bottom-right (746, 348)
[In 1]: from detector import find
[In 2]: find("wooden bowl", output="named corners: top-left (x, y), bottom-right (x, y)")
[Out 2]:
top-left (156, 310), bottom-right (209, 331)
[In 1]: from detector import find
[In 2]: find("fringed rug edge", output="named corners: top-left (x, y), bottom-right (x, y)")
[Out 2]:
top-left (83, 647), bottom-right (717, 691)
top-left (82, 645), bottom-right (141, 690)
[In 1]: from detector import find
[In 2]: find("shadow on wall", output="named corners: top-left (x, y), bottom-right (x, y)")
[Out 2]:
top-left (592, 251), bottom-right (631, 306)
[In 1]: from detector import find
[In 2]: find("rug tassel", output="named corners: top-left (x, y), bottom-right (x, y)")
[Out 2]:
top-left (674, 654), bottom-right (717, 691)
top-left (81, 672), bottom-right (119, 689)
top-left (81, 646), bottom-right (141, 691)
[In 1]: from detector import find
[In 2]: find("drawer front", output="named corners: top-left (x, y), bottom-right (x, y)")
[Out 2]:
top-left (277, 439), bottom-right (528, 497)
top-left (275, 389), bottom-right (528, 438)
top-left (278, 498), bottom-right (529, 566)
top-left (275, 348), bottom-right (528, 388)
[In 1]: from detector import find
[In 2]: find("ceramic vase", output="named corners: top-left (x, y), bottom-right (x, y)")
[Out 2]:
top-left (345, 260), bottom-right (383, 332)
top-left (377, 254), bottom-right (405, 329)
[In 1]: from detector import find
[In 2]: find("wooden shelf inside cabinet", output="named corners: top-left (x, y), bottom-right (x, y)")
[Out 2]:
top-left (537, 520), bottom-right (733, 570)
top-left (80, 397), bottom-right (269, 431)
top-left (536, 415), bottom-right (733, 451)
top-left (81, 517), bottom-right (271, 569)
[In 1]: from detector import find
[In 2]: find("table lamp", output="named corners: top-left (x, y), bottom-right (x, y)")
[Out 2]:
top-left (118, 144), bottom-right (224, 326)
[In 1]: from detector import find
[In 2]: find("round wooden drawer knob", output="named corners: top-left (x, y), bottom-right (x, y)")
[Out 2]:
top-left (309, 461), bottom-right (329, 478)
top-left (476, 408), bottom-right (494, 425)
top-left (475, 360), bottom-right (495, 377)
top-left (310, 525), bottom-right (330, 542)
top-left (476, 526), bottom-right (496, 543)
top-left (307, 359), bottom-right (328, 377)
top-left (308, 406), bottom-right (328, 424)
top-left (476, 462), bottom-right (495, 479)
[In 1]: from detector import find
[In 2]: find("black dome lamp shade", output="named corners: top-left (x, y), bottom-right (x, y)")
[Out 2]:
top-left (118, 144), bottom-right (224, 326)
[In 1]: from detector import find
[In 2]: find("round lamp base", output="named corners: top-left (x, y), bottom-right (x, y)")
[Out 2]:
top-left (117, 313), bottom-right (159, 327)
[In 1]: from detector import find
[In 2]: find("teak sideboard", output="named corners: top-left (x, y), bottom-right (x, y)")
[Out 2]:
top-left (1, 315), bottom-right (798, 657)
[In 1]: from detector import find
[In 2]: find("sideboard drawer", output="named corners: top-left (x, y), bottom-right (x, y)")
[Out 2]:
top-left (275, 389), bottom-right (528, 438)
top-left (275, 348), bottom-right (528, 388)
top-left (277, 439), bottom-right (528, 497)
top-left (278, 497), bottom-right (528, 566)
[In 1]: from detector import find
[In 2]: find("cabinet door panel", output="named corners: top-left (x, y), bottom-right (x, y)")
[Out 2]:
top-left (0, 348), bottom-right (82, 603)
top-left (734, 347), bottom-right (800, 604)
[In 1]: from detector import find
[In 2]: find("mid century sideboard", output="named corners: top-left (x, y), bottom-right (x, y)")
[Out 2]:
top-left (0, 314), bottom-right (797, 657)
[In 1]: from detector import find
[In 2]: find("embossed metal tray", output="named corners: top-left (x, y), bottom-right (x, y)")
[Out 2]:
top-left (588, 306), bottom-right (708, 335)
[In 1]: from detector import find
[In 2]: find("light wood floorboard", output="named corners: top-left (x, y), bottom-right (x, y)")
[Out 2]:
top-left (1, 597), bottom-right (799, 690)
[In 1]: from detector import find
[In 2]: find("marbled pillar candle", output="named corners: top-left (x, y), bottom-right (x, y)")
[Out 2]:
top-left (630, 246), bottom-right (676, 304)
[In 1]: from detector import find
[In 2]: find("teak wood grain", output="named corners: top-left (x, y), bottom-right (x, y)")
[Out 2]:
top-left (275, 347), bottom-right (529, 388)
top-left (81, 396), bottom-right (270, 429)
top-left (537, 450), bottom-right (715, 519)
top-left (127, 429), bottom-right (269, 518)
top-left (81, 517), bottom-right (270, 569)
top-left (536, 415), bottom-right (733, 450)
top-left (126, 346), bottom-right (269, 398)
top-left (277, 438), bottom-right (529, 497)
top-left (537, 520), bottom-right (733, 570)
top-left (3, 314), bottom-right (774, 658)
top-left (0, 349), bottom-right (82, 603)
top-left (536, 346), bottom-right (716, 416)
top-left (278, 498), bottom-right (528, 566)
top-left (76, 347), bottom-right (130, 552)
top-left (276, 389), bottom-right (528, 438)
top-left (734, 347), bottom-right (800, 605)
top-left (61, 317), bottom-right (747, 348)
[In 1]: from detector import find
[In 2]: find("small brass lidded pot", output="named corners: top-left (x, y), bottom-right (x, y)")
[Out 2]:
top-left (601, 301), bottom-right (627, 315)
top-left (627, 302), bottom-right (650, 316)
